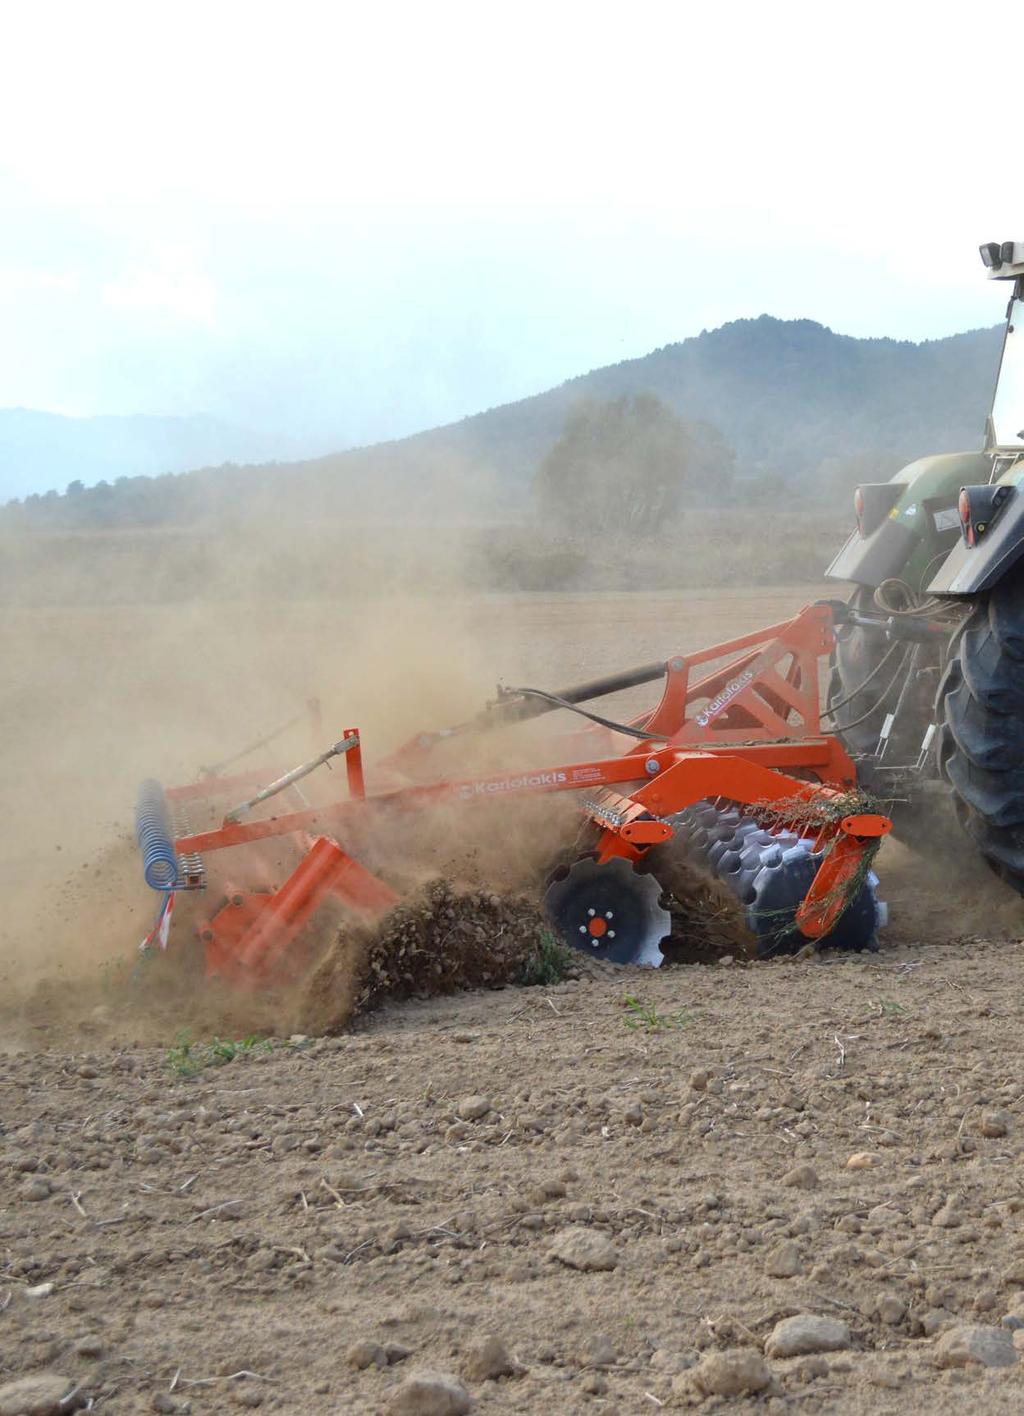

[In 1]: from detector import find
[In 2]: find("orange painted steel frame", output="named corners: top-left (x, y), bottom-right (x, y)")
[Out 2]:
top-left (641, 603), bottom-right (835, 745)
top-left (164, 604), bottom-right (891, 986)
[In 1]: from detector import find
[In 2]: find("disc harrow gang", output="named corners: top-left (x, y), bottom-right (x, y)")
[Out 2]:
top-left (670, 802), bottom-right (886, 958)
top-left (133, 601), bottom-right (893, 984)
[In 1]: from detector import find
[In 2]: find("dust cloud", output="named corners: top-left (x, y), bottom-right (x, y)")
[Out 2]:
top-left (2, 507), bottom-right (702, 1044)
top-left (5, 496), bottom-right (1011, 1051)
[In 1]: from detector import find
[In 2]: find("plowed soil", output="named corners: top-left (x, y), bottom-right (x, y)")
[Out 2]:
top-left (3, 587), bottom-right (1024, 1414)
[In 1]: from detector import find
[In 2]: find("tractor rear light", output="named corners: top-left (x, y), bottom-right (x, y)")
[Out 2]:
top-left (958, 489), bottom-right (975, 546)
top-left (981, 240), bottom-right (1024, 276)
top-left (958, 483), bottom-right (1014, 547)
top-left (853, 482), bottom-right (902, 538)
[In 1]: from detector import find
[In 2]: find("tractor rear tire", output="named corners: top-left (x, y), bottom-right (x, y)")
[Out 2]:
top-left (936, 569), bottom-right (1024, 895)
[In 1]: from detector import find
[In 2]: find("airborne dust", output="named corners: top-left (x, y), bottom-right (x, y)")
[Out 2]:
top-left (0, 520), bottom-right (1011, 1051)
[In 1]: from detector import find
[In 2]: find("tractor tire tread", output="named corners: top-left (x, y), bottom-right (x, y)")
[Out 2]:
top-left (937, 576), bottom-right (1024, 893)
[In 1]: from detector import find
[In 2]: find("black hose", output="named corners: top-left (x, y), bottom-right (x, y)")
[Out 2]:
top-left (823, 640), bottom-right (903, 716)
top-left (504, 687), bottom-right (670, 742)
top-left (824, 646), bottom-right (914, 734)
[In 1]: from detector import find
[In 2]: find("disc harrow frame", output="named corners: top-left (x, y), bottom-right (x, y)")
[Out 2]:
top-left (136, 601), bottom-right (892, 986)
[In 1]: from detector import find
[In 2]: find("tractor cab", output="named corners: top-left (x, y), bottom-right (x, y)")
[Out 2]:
top-left (982, 242), bottom-right (1024, 455)
top-left (827, 241), bottom-right (1024, 598)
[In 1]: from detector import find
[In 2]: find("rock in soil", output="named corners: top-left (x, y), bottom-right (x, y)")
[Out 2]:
top-left (781, 1163), bottom-right (819, 1190)
top-left (456, 1096), bottom-right (491, 1122)
top-left (347, 1340), bottom-right (388, 1370)
top-left (846, 1151), bottom-right (880, 1170)
top-left (386, 1370), bottom-right (473, 1415)
top-left (550, 1227), bottom-right (618, 1272)
top-left (72, 1336), bottom-right (104, 1359)
top-left (765, 1315), bottom-right (851, 1358)
top-left (0, 1374), bottom-right (78, 1416)
top-left (934, 1325), bottom-right (1018, 1370)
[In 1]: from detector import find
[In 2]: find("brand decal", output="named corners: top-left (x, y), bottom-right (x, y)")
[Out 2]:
top-left (459, 770), bottom-right (568, 799)
top-left (695, 668), bottom-right (755, 727)
top-left (569, 766), bottom-right (604, 783)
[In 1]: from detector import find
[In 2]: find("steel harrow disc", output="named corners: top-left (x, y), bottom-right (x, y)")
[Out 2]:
top-left (544, 856), bottom-right (671, 967)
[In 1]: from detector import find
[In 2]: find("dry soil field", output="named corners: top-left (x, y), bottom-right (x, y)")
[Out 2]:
top-left (2, 587), bottom-right (1024, 1415)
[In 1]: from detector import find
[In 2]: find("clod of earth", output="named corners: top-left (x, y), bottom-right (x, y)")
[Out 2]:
top-left (688, 1349), bottom-right (773, 1398)
top-left (765, 1239), bottom-right (803, 1278)
top-left (550, 1227), bottom-right (619, 1272)
top-left (981, 1109), bottom-right (1010, 1138)
top-left (461, 1335), bottom-right (517, 1382)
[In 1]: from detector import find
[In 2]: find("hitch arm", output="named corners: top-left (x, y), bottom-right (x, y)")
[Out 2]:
top-left (223, 732), bottom-right (363, 823)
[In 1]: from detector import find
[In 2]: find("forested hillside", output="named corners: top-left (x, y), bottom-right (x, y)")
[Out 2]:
top-left (2, 317), bottom-right (1002, 530)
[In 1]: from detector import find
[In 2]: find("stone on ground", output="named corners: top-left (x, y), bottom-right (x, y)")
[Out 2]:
top-left (0, 1374), bottom-right (77, 1416)
top-left (387, 1370), bottom-right (473, 1415)
top-left (781, 1163), bottom-right (818, 1190)
top-left (934, 1325), bottom-right (1017, 1370)
top-left (456, 1097), bottom-right (491, 1122)
top-left (348, 1339), bottom-right (388, 1370)
top-left (765, 1315), bottom-right (850, 1358)
top-left (550, 1227), bottom-right (618, 1272)
top-left (846, 1151), bottom-right (879, 1169)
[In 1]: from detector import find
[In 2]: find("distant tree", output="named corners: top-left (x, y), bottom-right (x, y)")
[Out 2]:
top-left (533, 394), bottom-right (730, 535)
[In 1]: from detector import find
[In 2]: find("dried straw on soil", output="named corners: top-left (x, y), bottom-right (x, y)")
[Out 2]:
top-left (299, 880), bottom-right (551, 1034)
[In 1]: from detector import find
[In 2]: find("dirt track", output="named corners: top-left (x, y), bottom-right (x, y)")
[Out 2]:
top-left (3, 587), bottom-right (1024, 1413)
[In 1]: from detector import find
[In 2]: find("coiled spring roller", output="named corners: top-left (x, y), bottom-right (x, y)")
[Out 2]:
top-left (135, 779), bottom-right (180, 891)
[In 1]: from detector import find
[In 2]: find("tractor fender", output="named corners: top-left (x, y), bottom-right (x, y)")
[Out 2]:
top-left (825, 451), bottom-right (991, 588)
top-left (927, 481), bottom-right (1024, 594)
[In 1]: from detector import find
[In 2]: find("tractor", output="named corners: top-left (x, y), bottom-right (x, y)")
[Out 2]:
top-left (826, 241), bottom-right (1024, 892)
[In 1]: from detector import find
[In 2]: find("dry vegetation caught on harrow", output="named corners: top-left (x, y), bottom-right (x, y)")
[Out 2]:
top-left (3, 578), bottom-right (1024, 1415)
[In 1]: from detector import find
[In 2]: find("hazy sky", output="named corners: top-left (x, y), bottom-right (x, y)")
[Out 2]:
top-left (0, 0), bottom-right (1018, 455)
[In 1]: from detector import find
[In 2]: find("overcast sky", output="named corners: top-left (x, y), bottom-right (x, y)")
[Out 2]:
top-left (0, 0), bottom-right (1017, 461)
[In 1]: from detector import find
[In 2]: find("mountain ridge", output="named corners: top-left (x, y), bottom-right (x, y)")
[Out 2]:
top-left (2, 316), bottom-right (1004, 520)
top-left (0, 408), bottom-right (302, 501)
